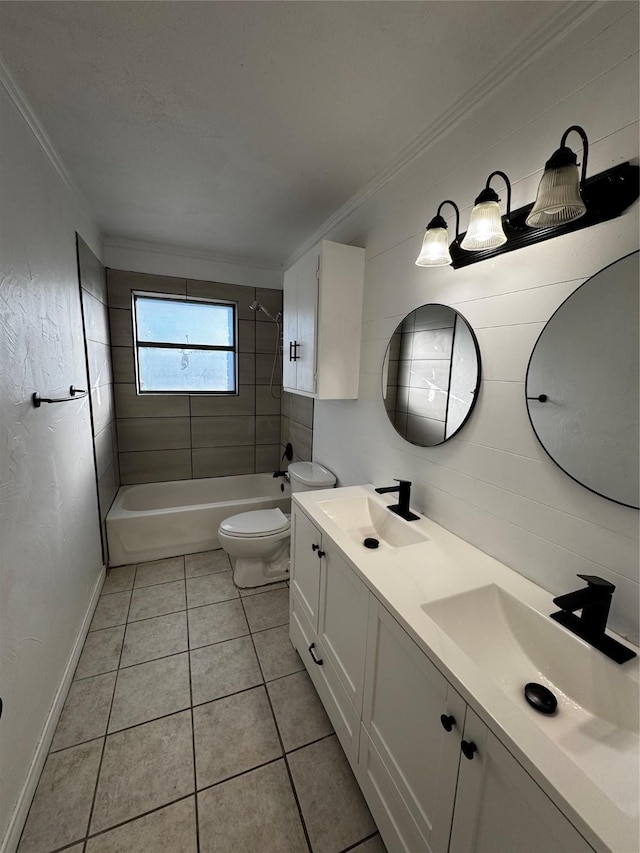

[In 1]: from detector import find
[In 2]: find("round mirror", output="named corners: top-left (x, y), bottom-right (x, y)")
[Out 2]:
top-left (381, 304), bottom-right (481, 446)
top-left (526, 251), bottom-right (639, 508)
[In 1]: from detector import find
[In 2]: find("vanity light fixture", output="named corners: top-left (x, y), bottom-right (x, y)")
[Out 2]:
top-left (415, 200), bottom-right (460, 267)
top-left (461, 171), bottom-right (511, 250)
top-left (526, 125), bottom-right (588, 228)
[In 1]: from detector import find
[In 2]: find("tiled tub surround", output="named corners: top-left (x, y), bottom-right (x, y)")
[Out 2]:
top-left (78, 237), bottom-right (120, 559)
top-left (281, 391), bottom-right (314, 465)
top-left (18, 553), bottom-right (386, 853)
top-left (106, 473), bottom-right (291, 566)
top-left (107, 270), bottom-right (283, 484)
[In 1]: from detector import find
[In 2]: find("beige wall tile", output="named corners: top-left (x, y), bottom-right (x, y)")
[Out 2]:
top-left (111, 346), bottom-right (135, 383)
top-left (192, 447), bottom-right (255, 478)
top-left (256, 386), bottom-right (281, 416)
top-left (238, 353), bottom-right (256, 385)
top-left (255, 321), bottom-right (280, 354)
top-left (255, 445), bottom-right (280, 473)
top-left (114, 383), bottom-right (190, 418)
top-left (87, 340), bottom-right (113, 389)
top-left (256, 415), bottom-right (280, 445)
top-left (187, 280), bottom-right (256, 320)
top-left (82, 290), bottom-right (110, 346)
top-left (91, 385), bottom-right (115, 437)
top-left (256, 353), bottom-right (280, 385)
top-left (109, 308), bottom-right (133, 346)
top-left (290, 394), bottom-right (314, 429)
top-left (191, 387), bottom-right (255, 417)
top-left (107, 269), bottom-right (186, 309)
top-left (288, 420), bottom-right (312, 461)
top-left (117, 418), bottom-right (191, 452)
top-left (238, 320), bottom-right (255, 353)
top-left (119, 450), bottom-right (192, 484)
top-left (191, 416), bottom-right (255, 448)
top-left (95, 422), bottom-right (116, 480)
top-left (255, 288), bottom-right (283, 321)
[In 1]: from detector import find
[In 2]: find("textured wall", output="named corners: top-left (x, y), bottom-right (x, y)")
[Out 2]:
top-left (310, 5), bottom-right (640, 643)
top-left (106, 270), bottom-right (283, 484)
top-left (77, 237), bottom-right (119, 561)
top-left (0, 86), bottom-right (104, 848)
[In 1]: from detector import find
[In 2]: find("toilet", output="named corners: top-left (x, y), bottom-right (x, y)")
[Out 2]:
top-left (218, 461), bottom-right (336, 588)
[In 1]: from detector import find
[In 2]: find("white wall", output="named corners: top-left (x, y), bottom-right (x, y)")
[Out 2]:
top-left (0, 81), bottom-right (104, 849)
top-left (310, 4), bottom-right (640, 643)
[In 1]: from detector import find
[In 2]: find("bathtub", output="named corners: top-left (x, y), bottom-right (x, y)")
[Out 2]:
top-left (106, 473), bottom-right (291, 566)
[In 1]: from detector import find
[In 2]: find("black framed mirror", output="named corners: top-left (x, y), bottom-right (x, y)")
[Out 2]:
top-left (381, 304), bottom-right (481, 447)
top-left (526, 251), bottom-right (639, 508)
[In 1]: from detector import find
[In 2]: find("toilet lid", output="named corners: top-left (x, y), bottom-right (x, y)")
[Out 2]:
top-left (220, 508), bottom-right (290, 538)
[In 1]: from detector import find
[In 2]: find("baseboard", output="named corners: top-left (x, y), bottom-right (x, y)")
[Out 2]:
top-left (1, 565), bottom-right (106, 853)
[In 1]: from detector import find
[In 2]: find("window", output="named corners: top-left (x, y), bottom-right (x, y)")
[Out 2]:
top-left (132, 293), bottom-right (237, 394)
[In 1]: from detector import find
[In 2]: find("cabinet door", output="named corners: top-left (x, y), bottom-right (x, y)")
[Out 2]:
top-left (289, 506), bottom-right (322, 630)
top-left (282, 264), bottom-right (298, 390)
top-left (450, 709), bottom-right (595, 853)
top-left (317, 542), bottom-right (369, 713)
top-left (362, 598), bottom-right (466, 853)
top-left (294, 250), bottom-right (319, 393)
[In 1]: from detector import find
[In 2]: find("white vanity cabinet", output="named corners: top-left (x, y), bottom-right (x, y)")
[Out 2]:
top-left (282, 240), bottom-right (365, 399)
top-left (289, 504), bottom-right (369, 763)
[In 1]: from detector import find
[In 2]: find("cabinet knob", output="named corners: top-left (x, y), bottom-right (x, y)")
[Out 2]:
top-left (309, 643), bottom-right (323, 665)
top-left (461, 740), bottom-right (478, 760)
top-left (317, 549), bottom-right (325, 559)
top-left (312, 543), bottom-right (319, 552)
top-left (440, 714), bottom-right (456, 732)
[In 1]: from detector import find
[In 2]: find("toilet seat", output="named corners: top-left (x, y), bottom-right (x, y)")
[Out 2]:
top-left (219, 508), bottom-right (290, 538)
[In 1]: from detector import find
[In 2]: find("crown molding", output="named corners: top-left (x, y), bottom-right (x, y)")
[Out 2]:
top-left (103, 236), bottom-right (283, 272)
top-left (284, 0), bottom-right (602, 268)
top-left (0, 54), bottom-right (99, 230)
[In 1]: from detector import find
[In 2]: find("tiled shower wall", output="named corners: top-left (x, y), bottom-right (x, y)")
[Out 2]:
top-left (77, 236), bottom-right (120, 560)
top-left (280, 392), bottom-right (314, 465)
top-left (106, 270), bottom-right (284, 484)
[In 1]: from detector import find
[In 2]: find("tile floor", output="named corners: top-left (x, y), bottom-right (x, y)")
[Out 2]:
top-left (18, 551), bottom-right (387, 853)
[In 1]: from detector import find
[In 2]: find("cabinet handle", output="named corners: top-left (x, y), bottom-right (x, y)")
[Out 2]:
top-left (309, 643), bottom-right (323, 665)
top-left (316, 549), bottom-right (325, 559)
top-left (440, 714), bottom-right (456, 732)
top-left (289, 341), bottom-right (294, 362)
top-left (293, 341), bottom-right (300, 360)
top-left (312, 543), bottom-right (320, 552)
top-left (461, 740), bottom-right (478, 760)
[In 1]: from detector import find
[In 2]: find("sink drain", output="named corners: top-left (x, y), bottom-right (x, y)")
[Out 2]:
top-left (363, 537), bottom-right (379, 549)
top-left (524, 682), bottom-right (557, 715)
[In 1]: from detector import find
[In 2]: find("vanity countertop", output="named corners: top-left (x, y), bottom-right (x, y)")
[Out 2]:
top-left (293, 484), bottom-right (640, 853)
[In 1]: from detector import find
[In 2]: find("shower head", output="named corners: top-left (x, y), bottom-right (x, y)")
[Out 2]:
top-left (249, 301), bottom-right (280, 322)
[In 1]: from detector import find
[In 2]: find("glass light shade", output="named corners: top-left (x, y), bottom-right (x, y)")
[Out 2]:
top-left (460, 200), bottom-right (507, 250)
top-left (526, 163), bottom-right (586, 228)
top-left (415, 227), bottom-right (451, 266)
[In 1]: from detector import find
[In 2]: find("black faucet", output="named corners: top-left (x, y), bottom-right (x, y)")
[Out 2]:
top-left (550, 574), bottom-right (636, 664)
top-left (375, 479), bottom-right (419, 521)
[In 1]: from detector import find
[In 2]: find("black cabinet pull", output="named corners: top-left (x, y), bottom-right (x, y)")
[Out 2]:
top-left (309, 643), bottom-right (323, 665)
top-left (317, 549), bottom-right (325, 559)
top-left (440, 714), bottom-right (456, 732)
top-left (461, 740), bottom-right (477, 760)
top-left (293, 341), bottom-right (301, 360)
top-left (312, 543), bottom-right (319, 552)
top-left (289, 341), bottom-right (294, 362)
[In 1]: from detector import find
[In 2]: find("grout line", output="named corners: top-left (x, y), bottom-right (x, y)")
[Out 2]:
top-left (185, 567), bottom-right (201, 853)
top-left (339, 832), bottom-right (382, 853)
top-left (82, 793), bottom-right (195, 848)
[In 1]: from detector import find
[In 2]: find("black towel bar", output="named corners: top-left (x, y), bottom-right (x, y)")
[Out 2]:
top-left (32, 386), bottom-right (88, 408)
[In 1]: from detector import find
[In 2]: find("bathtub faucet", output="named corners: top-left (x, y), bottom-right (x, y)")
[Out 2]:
top-left (273, 470), bottom-right (289, 480)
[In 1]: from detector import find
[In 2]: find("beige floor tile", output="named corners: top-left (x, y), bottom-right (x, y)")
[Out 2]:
top-left (74, 625), bottom-right (124, 680)
top-left (91, 711), bottom-right (194, 834)
top-left (50, 672), bottom-right (116, 752)
top-left (239, 580), bottom-right (288, 597)
top-left (242, 587), bottom-right (289, 632)
top-left (85, 797), bottom-right (197, 853)
top-left (351, 834), bottom-right (388, 852)
top-left (198, 760), bottom-right (307, 853)
top-left (186, 570), bottom-right (239, 608)
top-left (252, 624), bottom-right (303, 682)
top-left (134, 556), bottom-right (185, 588)
top-left (17, 739), bottom-right (102, 853)
top-left (108, 653), bottom-right (191, 732)
top-left (121, 611), bottom-right (188, 668)
top-left (128, 580), bottom-right (186, 622)
top-left (193, 686), bottom-right (281, 788)
top-left (288, 735), bottom-right (375, 853)
top-left (185, 549), bottom-right (231, 578)
top-left (267, 670), bottom-right (332, 751)
top-left (190, 636), bottom-right (262, 705)
top-left (90, 591), bottom-right (131, 631)
top-left (102, 565), bottom-right (135, 594)
top-left (187, 599), bottom-right (248, 649)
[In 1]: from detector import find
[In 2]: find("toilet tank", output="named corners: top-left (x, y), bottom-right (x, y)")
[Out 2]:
top-left (288, 462), bottom-right (336, 493)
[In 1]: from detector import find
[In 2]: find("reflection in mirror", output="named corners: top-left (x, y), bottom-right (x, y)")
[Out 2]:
top-left (382, 304), bottom-right (481, 447)
top-left (526, 251), bottom-right (639, 508)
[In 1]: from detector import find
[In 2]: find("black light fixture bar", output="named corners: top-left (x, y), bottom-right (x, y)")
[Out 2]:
top-left (449, 162), bottom-right (639, 269)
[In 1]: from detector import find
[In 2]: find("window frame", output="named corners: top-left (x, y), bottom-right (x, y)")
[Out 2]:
top-left (131, 290), bottom-right (239, 396)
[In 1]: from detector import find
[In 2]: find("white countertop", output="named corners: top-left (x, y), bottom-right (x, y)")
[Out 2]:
top-left (293, 484), bottom-right (640, 853)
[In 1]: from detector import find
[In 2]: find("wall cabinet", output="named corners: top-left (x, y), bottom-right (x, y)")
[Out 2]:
top-left (283, 240), bottom-right (365, 399)
top-left (289, 503), bottom-right (596, 853)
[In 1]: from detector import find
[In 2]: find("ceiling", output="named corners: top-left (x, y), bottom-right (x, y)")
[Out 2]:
top-left (0, 1), bottom-right (574, 266)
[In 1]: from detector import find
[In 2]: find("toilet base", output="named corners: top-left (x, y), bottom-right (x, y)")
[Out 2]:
top-left (231, 548), bottom-right (290, 589)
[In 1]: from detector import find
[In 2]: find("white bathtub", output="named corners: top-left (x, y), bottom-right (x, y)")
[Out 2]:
top-left (106, 473), bottom-right (291, 566)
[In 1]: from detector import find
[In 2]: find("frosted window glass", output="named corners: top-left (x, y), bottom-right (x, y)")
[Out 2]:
top-left (138, 348), bottom-right (235, 392)
top-left (135, 297), bottom-right (234, 346)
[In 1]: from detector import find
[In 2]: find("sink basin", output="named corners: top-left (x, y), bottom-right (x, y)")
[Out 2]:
top-left (315, 494), bottom-right (428, 549)
top-left (422, 584), bottom-right (638, 732)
